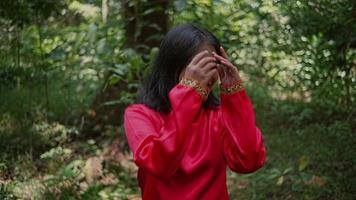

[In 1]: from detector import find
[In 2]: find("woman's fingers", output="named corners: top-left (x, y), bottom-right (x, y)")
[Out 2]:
top-left (220, 60), bottom-right (236, 71)
top-left (197, 56), bottom-right (216, 69)
top-left (202, 62), bottom-right (217, 73)
top-left (220, 46), bottom-right (229, 59)
top-left (217, 64), bottom-right (225, 79)
top-left (191, 50), bottom-right (209, 64)
top-left (205, 67), bottom-right (218, 79)
top-left (213, 52), bottom-right (236, 72)
top-left (212, 52), bottom-right (228, 63)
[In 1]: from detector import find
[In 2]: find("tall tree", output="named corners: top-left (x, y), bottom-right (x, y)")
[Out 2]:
top-left (84, 0), bottom-right (170, 133)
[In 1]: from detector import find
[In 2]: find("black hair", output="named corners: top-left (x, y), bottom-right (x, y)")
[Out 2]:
top-left (137, 23), bottom-right (222, 114)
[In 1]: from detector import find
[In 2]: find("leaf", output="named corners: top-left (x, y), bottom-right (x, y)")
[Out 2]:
top-left (142, 8), bottom-right (157, 16)
top-left (283, 167), bottom-right (293, 174)
top-left (87, 23), bottom-right (97, 45)
top-left (276, 176), bottom-right (284, 186)
top-left (237, 180), bottom-right (249, 189)
top-left (96, 38), bottom-right (106, 54)
top-left (100, 173), bottom-right (118, 186)
top-left (304, 175), bottom-right (326, 187)
top-left (101, 100), bottom-right (121, 107)
top-left (299, 155), bottom-right (309, 171)
top-left (84, 157), bottom-right (102, 184)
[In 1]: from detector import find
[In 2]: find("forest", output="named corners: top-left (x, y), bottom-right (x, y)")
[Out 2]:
top-left (0, 0), bottom-right (355, 199)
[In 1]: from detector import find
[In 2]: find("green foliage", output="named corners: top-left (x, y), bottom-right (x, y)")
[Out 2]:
top-left (0, 0), bottom-right (69, 26)
top-left (0, 183), bottom-right (15, 200)
top-left (228, 83), bottom-right (355, 199)
top-left (172, 0), bottom-right (355, 107)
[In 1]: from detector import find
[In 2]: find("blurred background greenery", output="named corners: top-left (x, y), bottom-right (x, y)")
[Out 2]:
top-left (0, 0), bottom-right (355, 199)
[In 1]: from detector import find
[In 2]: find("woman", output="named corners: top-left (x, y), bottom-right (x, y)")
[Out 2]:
top-left (123, 24), bottom-right (266, 200)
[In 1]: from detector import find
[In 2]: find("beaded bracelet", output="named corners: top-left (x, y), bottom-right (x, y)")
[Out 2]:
top-left (179, 77), bottom-right (209, 101)
top-left (220, 79), bottom-right (244, 95)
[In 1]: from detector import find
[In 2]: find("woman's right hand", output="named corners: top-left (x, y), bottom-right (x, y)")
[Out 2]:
top-left (181, 50), bottom-right (218, 88)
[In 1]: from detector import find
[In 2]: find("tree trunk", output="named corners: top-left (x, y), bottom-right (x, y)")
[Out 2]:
top-left (102, 0), bottom-right (109, 24)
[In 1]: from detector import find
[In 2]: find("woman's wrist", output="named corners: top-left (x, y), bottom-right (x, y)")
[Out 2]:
top-left (179, 77), bottom-right (210, 101)
top-left (220, 79), bottom-right (244, 95)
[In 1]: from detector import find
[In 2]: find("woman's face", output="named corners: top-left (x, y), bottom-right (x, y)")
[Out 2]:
top-left (179, 44), bottom-right (219, 89)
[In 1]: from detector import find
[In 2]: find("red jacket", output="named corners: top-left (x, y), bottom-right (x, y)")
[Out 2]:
top-left (124, 83), bottom-right (266, 200)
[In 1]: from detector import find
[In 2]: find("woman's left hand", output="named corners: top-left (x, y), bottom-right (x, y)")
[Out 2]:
top-left (212, 46), bottom-right (241, 86)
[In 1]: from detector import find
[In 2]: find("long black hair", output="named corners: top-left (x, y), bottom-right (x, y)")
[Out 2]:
top-left (137, 24), bottom-right (222, 114)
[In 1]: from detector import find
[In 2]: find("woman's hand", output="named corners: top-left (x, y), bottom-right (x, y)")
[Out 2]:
top-left (213, 46), bottom-right (241, 86)
top-left (181, 50), bottom-right (218, 89)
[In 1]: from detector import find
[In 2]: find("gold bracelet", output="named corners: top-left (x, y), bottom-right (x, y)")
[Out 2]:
top-left (220, 79), bottom-right (244, 95)
top-left (179, 77), bottom-right (209, 101)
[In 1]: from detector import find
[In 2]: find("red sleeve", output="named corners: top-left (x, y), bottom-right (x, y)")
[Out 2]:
top-left (123, 84), bottom-right (203, 179)
top-left (219, 89), bottom-right (266, 173)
